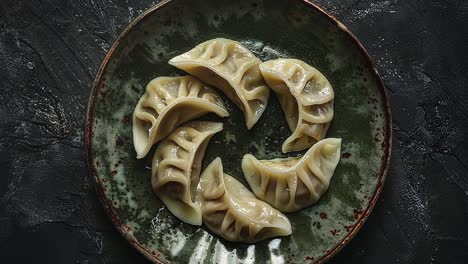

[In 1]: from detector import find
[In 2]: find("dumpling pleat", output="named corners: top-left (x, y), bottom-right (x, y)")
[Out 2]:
top-left (231, 58), bottom-right (259, 84)
top-left (201, 40), bottom-right (229, 63)
top-left (159, 158), bottom-right (189, 175)
top-left (301, 102), bottom-right (334, 123)
top-left (176, 78), bottom-right (190, 97)
top-left (259, 172), bottom-right (270, 195)
top-left (286, 176), bottom-right (298, 211)
top-left (135, 110), bottom-right (157, 124)
top-left (203, 183), bottom-right (225, 201)
top-left (244, 85), bottom-right (270, 101)
top-left (221, 211), bottom-right (237, 234)
top-left (275, 178), bottom-right (289, 208)
top-left (296, 168), bottom-right (319, 201)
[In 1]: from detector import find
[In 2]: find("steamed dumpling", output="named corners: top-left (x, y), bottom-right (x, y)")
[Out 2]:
top-left (242, 138), bottom-right (341, 212)
top-left (200, 158), bottom-right (292, 243)
top-left (133, 76), bottom-right (229, 159)
top-left (152, 121), bottom-right (223, 226)
top-left (169, 38), bottom-right (270, 129)
top-left (259, 59), bottom-right (334, 153)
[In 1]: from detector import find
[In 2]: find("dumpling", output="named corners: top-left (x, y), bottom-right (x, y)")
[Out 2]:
top-left (241, 138), bottom-right (341, 212)
top-left (200, 158), bottom-right (292, 243)
top-left (151, 121), bottom-right (223, 226)
top-left (259, 59), bottom-right (334, 153)
top-left (169, 38), bottom-right (270, 129)
top-left (133, 76), bottom-right (229, 159)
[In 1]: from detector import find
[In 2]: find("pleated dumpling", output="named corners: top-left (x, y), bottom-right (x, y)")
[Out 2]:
top-left (169, 38), bottom-right (270, 129)
top-left (259, 59), bottom-right (334, 153)
top-left (242, 138), bottom-right (341, 212)
top-left (200, 158), bottom-right (292, 243)
top-left (152, 121), bottom-right (223, 226)
top-left (133, 76), bottom-right (229, 159)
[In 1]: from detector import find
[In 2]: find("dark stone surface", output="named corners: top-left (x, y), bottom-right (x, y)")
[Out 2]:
top-left (0, 0), bottom-right (467, 263)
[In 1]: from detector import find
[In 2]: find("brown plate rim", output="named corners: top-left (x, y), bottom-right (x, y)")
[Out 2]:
top-left (85, 0), bottom-right (392, 263)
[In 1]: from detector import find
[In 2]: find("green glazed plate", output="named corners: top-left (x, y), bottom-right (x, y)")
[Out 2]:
top-left (86, 0), bottom-right (392, 263)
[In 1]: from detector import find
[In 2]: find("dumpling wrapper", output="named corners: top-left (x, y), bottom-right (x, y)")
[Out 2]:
top-left (200, 158), bottom-right (292, 243)
top-left (169, 38), bottom-right (270, 129)
top-left (260, 59), bottom-right (334, 153)
top-left (242, 138), bottom-right (341, 212)
top-left (133, 76), bottom-right (229, 159)
top-left (152, 121), bottom-right (223, 226)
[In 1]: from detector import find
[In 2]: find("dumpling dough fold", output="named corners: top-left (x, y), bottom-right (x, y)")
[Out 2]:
top-left (200, 158), bottom-right (292, 243)
top-left (133, 76), bottom-right (228, 159)
top-left (242, 138), bottom-right (341, 212)
top-left (169, 38), bottom-right (270, 129)
top-left (260, 59), bottom-right (334, 153)
top-left (152, 121), bottom-right (223, 226)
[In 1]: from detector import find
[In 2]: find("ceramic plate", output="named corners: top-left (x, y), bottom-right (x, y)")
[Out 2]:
top-left (86, 0), bottom-right (392, 263)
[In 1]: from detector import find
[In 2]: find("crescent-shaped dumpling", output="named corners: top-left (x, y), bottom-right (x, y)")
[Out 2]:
top-left (152, 121), bottom-right (223, 226)
top-left (200, 158), bottom-right (292, 243)
top-left (259, 59), bottom-right (335, 153)
top-left (169, 38), bottom-right (270, 129)
top-left (242, 138), bottom-right (341, 212)
top-left (132, 76), bottom-right (229, 159)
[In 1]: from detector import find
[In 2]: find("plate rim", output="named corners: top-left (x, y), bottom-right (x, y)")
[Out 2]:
top-left (85, 0), bottom-right (392, 263)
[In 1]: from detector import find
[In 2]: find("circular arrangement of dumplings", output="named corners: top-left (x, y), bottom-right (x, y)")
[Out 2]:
top-left (132, 38), bottom-right (342, 243)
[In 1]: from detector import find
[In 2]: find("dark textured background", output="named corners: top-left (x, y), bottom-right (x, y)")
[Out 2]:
top-left (1, 0), bottom-right (467, 263)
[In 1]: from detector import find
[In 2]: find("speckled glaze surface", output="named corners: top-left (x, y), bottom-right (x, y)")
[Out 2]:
top-left (86, 0), bottom-right (392, 263)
